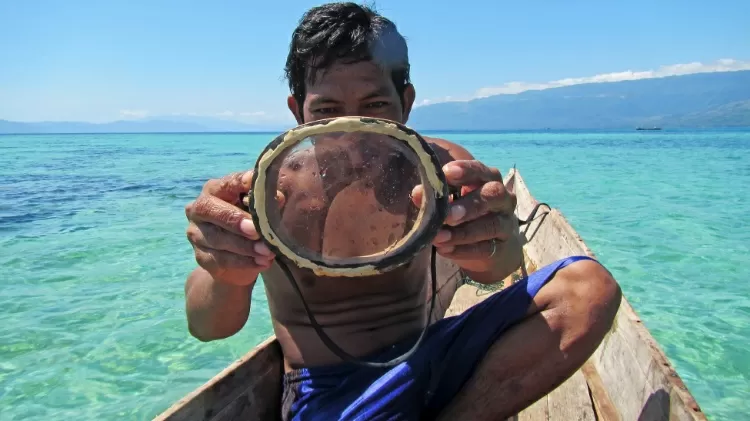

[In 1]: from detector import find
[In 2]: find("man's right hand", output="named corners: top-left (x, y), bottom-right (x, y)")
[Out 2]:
top-left (185, 170), bottom-right (276, 286)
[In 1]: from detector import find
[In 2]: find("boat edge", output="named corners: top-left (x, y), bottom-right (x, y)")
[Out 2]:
top-left (153, 168), bottom-right (707, 421)
top-left (507, 167), bottom-right (706, 421)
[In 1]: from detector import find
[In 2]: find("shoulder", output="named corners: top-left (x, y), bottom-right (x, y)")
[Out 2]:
top-left (422, 135), bottom-right (475, 165)
top-left (424, 136), bottom-right (474, 162)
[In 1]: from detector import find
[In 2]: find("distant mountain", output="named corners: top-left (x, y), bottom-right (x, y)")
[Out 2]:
top-left (408, 70), bottom-right (750, 130)
top-left (4, 70), bottom-right (750, 134)
top-left (0, 116), bottom-right (288, 134)
top-left (146, 115), bottom-right (288, 132)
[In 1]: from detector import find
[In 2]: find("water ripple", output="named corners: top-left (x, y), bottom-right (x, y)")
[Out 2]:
top-left (1, 131), bottom-right (748, 420)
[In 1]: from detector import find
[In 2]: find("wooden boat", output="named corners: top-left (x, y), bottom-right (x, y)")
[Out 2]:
top-left (155, 168), bottom-right (706, 421)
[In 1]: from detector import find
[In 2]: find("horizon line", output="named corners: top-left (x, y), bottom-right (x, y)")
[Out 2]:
top-left (3, 126), bottom-right (750, 136)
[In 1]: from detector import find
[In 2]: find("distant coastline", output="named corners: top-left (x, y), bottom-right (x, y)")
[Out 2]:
top-left (4, 69), bottom-right (750, 135)
top-left (0, 130), bottom-right (284, 136)
top-left (3, 127), bottom-right (750, 136)
top-left (0, 117), bottom-right (290, 136)
top-left (407, 70), bottom-right (750, 131)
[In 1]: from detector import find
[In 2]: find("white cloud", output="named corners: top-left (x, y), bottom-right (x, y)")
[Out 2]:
top-left (119, 109), bottom-right (148, 119)
top-left (473, 58), bottom-right (750, 99)
top-left (164, 110), bottom-right (276, 121)
top-left (413, 95), bottom-right (458, 108)
top-left (210, 110), bottom-right (269, 119)
top-left (239, 111), bottom-right (266, 117)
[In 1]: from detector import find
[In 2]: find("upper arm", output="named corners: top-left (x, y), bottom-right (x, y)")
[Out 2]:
top-left (424, 136), bottom-right (475, 165)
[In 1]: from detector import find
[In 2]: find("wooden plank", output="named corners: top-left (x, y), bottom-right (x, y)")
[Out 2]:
top-left (156, 168), bottom-right (708, 421)
top-left (588, 278), bottom-right (707, 421)
top-left (517, 395), bottom-right (549, 421)
top-left (443, 247), bottom-right (537, 319)
top-left (443, 283), bottom-right (494, 317)
top-left (592, 310), bottom-right (652, 421)
top-left (154, 337), bottom-right (283, 421)
top-left (547, 370), bottom-right (596, 421)
top-left (581, 361), bottom-right (620, 421)
top-left (211, 358), bottom-right (282, 421)
top-left (641, 334), bottom-right (705, 421)
top-left (426, 256), bottom-right (463, 322)
top-left (509, 168), bottom-right (707, 421)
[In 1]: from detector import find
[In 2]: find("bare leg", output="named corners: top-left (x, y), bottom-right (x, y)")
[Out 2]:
top-left (436, 259), bottom-right (622, 420)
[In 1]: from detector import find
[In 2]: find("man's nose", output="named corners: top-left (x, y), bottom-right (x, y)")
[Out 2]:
top-left (342, 104), bottom-right (362, 117)
top-left (339, 104), bottom-right (381, 118)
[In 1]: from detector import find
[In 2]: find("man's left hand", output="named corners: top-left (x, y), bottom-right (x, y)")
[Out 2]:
top-left (413, 160), bottom-right (521, 283)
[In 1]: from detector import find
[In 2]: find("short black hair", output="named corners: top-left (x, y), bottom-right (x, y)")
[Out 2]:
top-left (284, 2), bottom-right (411, 109)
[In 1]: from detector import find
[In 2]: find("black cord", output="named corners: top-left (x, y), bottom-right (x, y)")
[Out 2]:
top-left (277, 246), bottom-right (438, 369)
top-left (517, 202), bottom-right (551, 226)
top-left (267, 176), bottom-right (545, 368)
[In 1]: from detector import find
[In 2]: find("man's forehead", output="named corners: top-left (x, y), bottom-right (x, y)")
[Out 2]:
top-left (306, 61), bottom-right (395, 94)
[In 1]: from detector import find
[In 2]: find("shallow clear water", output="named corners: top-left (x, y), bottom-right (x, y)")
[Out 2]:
top-left (1, 130), bottom-right (748, 420)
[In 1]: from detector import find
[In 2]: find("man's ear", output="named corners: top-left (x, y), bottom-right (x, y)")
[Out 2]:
top-left (401, 84), bottom-right (416, 123)
top-left (287, 95), bottom-right (304, 124)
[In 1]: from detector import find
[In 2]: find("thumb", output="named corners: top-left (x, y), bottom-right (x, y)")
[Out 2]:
top-left (202, 170), bottom-right (254, 203)
top-left (411, 184), bottom-right (455, 208)
top-left (275, 190), bottom-right (286, 209)
top-left (411, 184), bottom-right (424, 208)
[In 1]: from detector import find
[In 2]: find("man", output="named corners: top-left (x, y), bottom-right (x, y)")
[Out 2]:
top-left (183, 3), bottom-right (621, 420)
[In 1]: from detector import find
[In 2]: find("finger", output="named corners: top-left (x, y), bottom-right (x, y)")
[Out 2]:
top-left (442, 160), bottom-right (502, 188)
top-left (201, 170), bottom-right (254, 204)
top-left (445, 180), bottom-right (516, 226)
top-left (186, 194), bottom-right (260, 240)
top-left (241, 189), bottom-right (285, 210)
top-left (411, 185), bottom-right (456, 208)
top-left (436, 238), bottom-right (500, 260)
top-left (187, 221), bottom-right (275, 258)
top-left (276, 190), bottom-right (286, 209)
top-left (433, 213), bottom-right (513, 247)
top-left (193, 245), bottom-right (272, 281)
top-left (460, 184), bottom-right (482, 196)
top-left (411, 185), bottom-right (423, 207)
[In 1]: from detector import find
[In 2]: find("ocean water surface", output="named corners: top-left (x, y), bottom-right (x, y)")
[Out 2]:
top-left (1, 130), bottom-right (748, 420)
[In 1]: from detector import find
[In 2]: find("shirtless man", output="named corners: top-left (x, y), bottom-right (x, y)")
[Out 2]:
top-left (183, 3), bottom-right (622, 420)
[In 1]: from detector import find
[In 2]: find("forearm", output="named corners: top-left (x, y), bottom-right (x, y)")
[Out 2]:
top-left (184, 267), bottom-right (254, 341)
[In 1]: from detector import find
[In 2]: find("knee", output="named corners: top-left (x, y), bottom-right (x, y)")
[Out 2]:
top-left (554, 259), bottom-right (622, 338)
top-left (567, 258), bottom-right (621, 299)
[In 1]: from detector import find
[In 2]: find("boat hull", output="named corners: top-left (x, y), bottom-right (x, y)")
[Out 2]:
top-left (155, 169), bottom-right (705, 421)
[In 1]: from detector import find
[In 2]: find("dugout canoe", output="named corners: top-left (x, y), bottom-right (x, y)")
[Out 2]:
top-left (154, 168), bottom-right (706, 421)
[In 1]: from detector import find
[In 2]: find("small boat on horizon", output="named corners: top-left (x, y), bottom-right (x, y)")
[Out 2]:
top-left (636, 126), bottom-right (662, 131)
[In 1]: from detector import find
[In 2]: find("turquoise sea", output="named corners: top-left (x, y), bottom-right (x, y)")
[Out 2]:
top-left (1, 129), bottom-right (749, 420)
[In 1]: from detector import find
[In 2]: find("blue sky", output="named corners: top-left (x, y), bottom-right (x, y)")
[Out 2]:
top-left (1, 0), bottom-right (748, 125)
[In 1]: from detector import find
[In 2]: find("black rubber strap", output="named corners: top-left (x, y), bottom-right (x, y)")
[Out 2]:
top-left (265, 189), bottom-right (546, 368)
top-left (518, 202), bottom-right (551, 226)
top-left (276, 246), bottom-right (438, 368)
